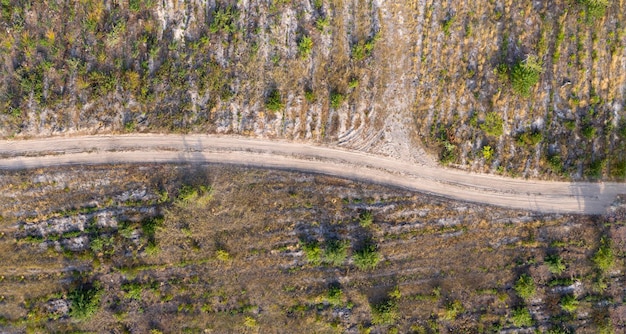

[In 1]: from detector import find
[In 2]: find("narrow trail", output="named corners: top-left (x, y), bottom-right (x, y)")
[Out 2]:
top-left (0, 134), bottom-right (623, 214)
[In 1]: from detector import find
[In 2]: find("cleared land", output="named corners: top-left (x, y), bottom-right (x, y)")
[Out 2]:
top-left (0, 134), bottom-right (624, 214)
top-left (0, 164), bottom-right (624, 333)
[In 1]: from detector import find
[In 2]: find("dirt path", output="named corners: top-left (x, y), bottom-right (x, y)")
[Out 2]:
top-left (0, 134), bottom-right (623, 214)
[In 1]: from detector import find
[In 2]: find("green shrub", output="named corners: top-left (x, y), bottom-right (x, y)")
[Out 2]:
top-left (371, 298), bottom-right (398, 325)
top-left (482, 145), bottom-right (494, 160)
top-left (582, 124), bottom-right (597, 139)
top-left (510, 56), bottom-right (542, 97)
top-left (298, 36), bottom-right (313, 58)
top-left (546, 154), bottom-right (563, 173)
top-left (316, 17), bottom-right (330, 31)
top-left (326, 284), bottom-right (343, 306)
top-left (301, 241), bottom-right (322, 265)
top-left (560, 294), bottom-right (579, 313)
top-left (69, 284), bottom-right (102, 320)
top-left (610, 159), bottom-right (626, 179)
top-left (122, 282), bottom-right (143, 301)
top-left (359, 210), bottom-right (373, 227)
top-left (209, 5), bottom-right (238, 34)
top-left (510, 307), bottom-right (533, 327)
top-left (514, 274), bottom-right (536, 300)
top-left (441, 300), bottom-right (464, 321)
top-left (593, 237), bottom-right (614, 273)
top-left (586, 159), bottom-right (606, 179)
top-left (322, 239), bottom-right (348, 266)
top-left (353, 242), bottom-right (381, 270)
top-left (517, 130), bottom-right (543, 146)
top-left (266, 89), bottom-right (284, 111)
top-left (545, 254), bottom-right (566, 274)
top-left (330, 91), bottom-right (344, 109)
top-left (578, 0), bottom-right (609, 19)
top-left (480, 112), bottom-right (504, 137)
top-left (351, 37), bottom-right (376, 61)
top-left (441, 15), bottom-right (455, 36)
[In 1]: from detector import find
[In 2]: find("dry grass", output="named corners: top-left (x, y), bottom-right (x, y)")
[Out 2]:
top-left (0, 164), bottom-right (624, 332)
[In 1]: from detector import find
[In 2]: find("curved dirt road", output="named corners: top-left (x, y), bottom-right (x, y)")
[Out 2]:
top-left (0, 134), bottom-right (622, 214)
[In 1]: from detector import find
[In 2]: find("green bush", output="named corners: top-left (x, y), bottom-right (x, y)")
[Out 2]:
top-left (298, 36), bottom-right (313, 58)
top-left (301, 241), bottom-right (322, 265)
top-left (330, 91), bottom-right (344, 109)
top-left (578, 0), bottom-right (609, 19)
top-left (514, 274), bottom-right (536, 300)
top-left (546, 154), bottom-right (563, 173)
top-left (610, 159), bottom-right (626, 179)
top-left (545, 254), bottom-right (566, 275)
top-left (353, 242), bottom-right (381, 270)
top-left (582, 124), bottom-right (597, 139)
top-left (265, 89), bottom-right (284, 111)
top-left (510, 56), bottom-right (542, 97)
top-left (371, 298), bottom-right (398, 325)
top-left (480, 112), bottom-right (504, 137)
top-left (441, 300), bottom-right (464, 321)
top-left (359, 210), bottom-right (373, 227)
top-left (482, 145), bottom-right (494, 160)
top-left (586, 159), bottom-right (606, 179)
top-left (593, 237), bottom-right (614, 273)
top-left (209, 5), bottom-right (238, 34)
top-left (560, 294), bottom-right (579, 313)
top-left (517, 130), bottom-right (543, 146)
top-left (122, 282), bottom-right (144, 300)
top-left (511, 307), bottom-right (533, 327)
top-left (441, 15), bottom-right (455, 36)
top-left (69, 284), bottom-right (102, 320)
top-left (322, 239), bottom-right (348, 266)
top-left (326, 284), bottom-right (343, 306)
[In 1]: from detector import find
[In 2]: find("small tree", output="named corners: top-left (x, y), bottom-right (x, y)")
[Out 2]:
top-left (545, 254), bottom-right (566, 275)
top-left (511, 307), bottom-right (534, 327)
top-left (510, 55), bottom-right (542, 97)
top-left (265, 89), bottom-right (284, 111)
top-left (353, 241), bottom-right (381, 270)
top-left (514, 274), bottom-right (536, 300)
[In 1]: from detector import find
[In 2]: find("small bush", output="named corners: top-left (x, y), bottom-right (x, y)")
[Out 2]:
top-left (482, 145), bottom-right (494, 160)
top-left (359, 210), bottom-right (373, 227)
top-left (298, 35), bottom-right (313, 58)
top-left (514, 274), bottom-right (536, 300)
top-left (593, 237), bottom-right (614, 273)
top-left (560, 294), bottom-right (579, 313)
top-left (301, 241), bottom-right (322, 265)
top-left (610, 159), bottom-right (626, 179)
top-left (266, 89), bottom-right (284, 111)
top-left (586, 159), bottom-right (606, 179)
top-left (330, 91), bottom-right (344, 109)
top-left (371, 298), bottom-right (398, 325)
top-left (511, 307), bottom-right (533, 327)
top-left (122, 282), bottom-right (143, 301)
top-left (546, 154), bottom-right (563, 173)
top-left (545, 254), bottom-right (566, 275)
top-left (517, 130), bottom-right (543, 146)
top-left (510, 56), bottom-right (542, 97)
top-left (209, 5), bottom-right (238, 34)
top-left (322, 239), bottom-right (348, 266)
top-left (69, 283), bottom-right (102, 320)
top-left (326, 284), bottom-right (343, 306)
top-left (578, 0), bottom-right (608, 19)
top-left (353, 241), bottom-right (381, 270)
top-left (441, 300), bottom-right (464, 321)
top-left (441, 15), bottom-right (455, 36)
top-left (480, 112), bottom-right (504, 137)
top-left (582, 124), bottom-right (597, 139)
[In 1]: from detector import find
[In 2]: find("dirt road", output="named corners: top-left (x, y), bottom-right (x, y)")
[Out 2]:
top-left (0, 134), bottom-right (622, 214)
